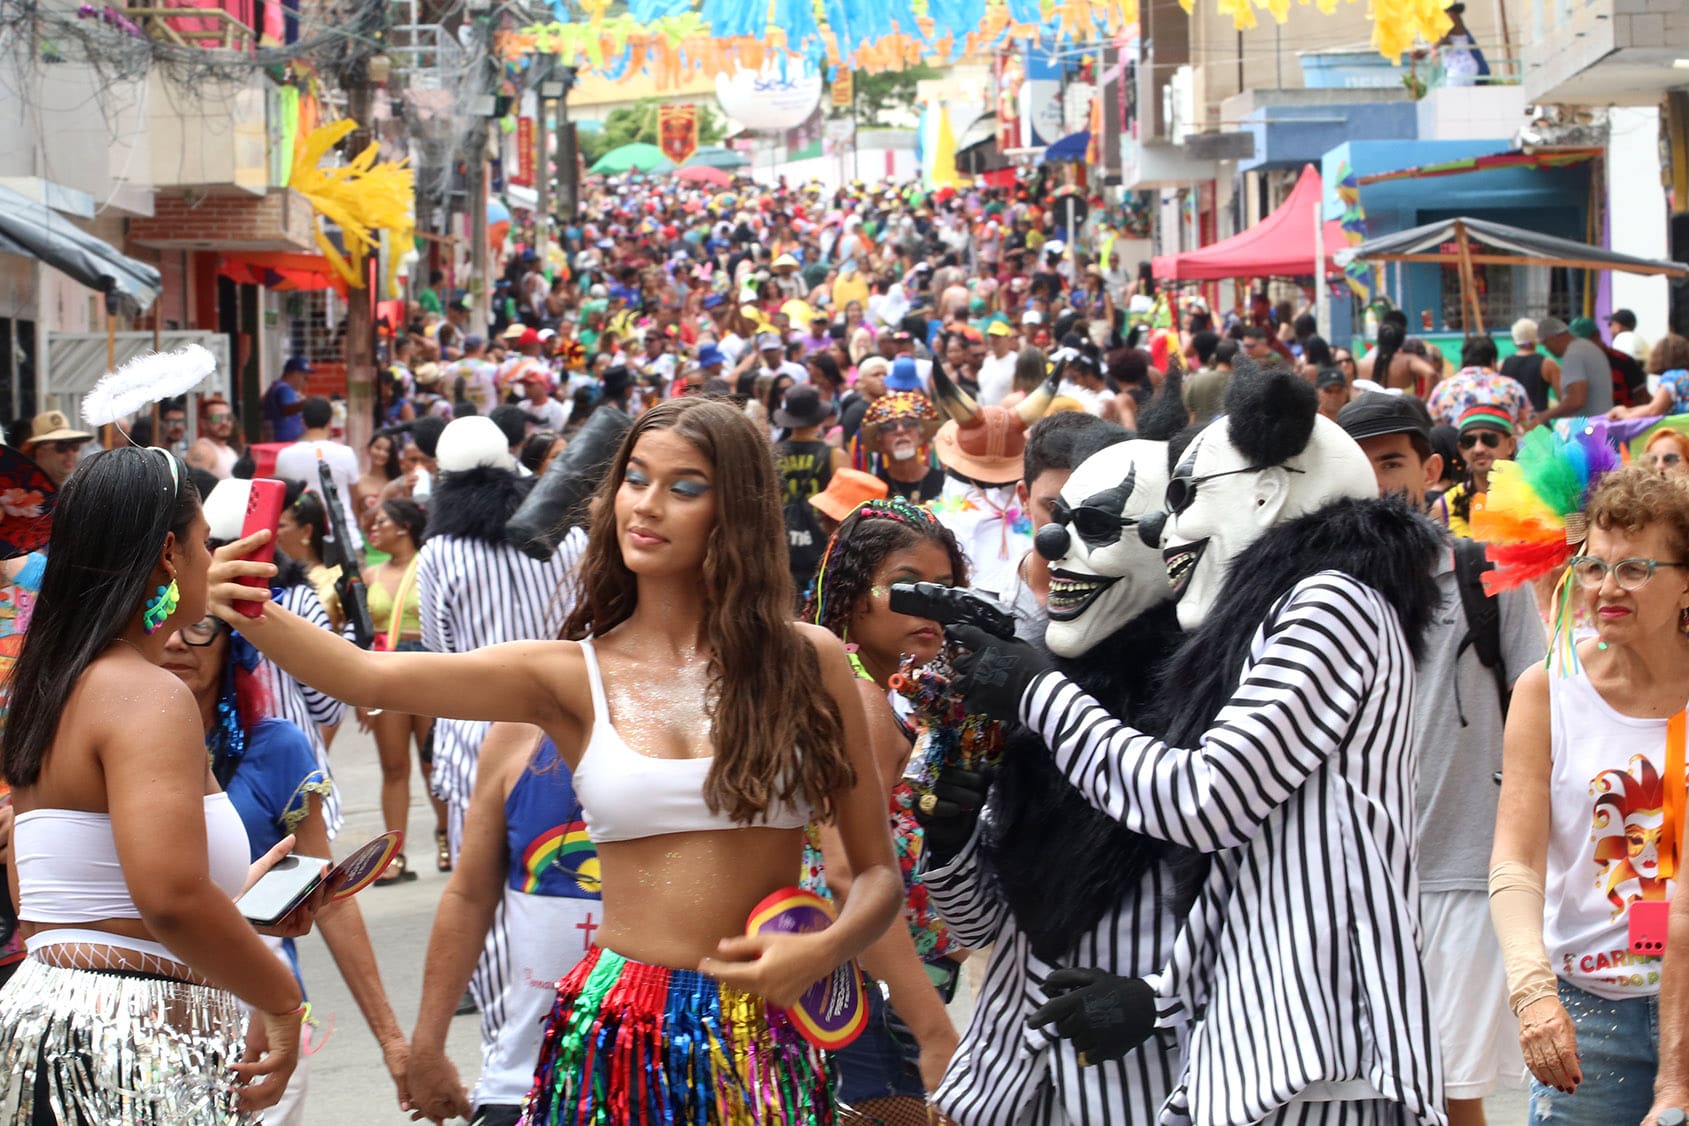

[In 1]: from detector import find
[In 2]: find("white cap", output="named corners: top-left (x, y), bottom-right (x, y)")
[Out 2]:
top-left (202, 478), bottom-right (254, 542)
top-left (1021, 310), bottom-right (1044, 325)
top-left (436, 416), bottom-right (516, 473)
top-left (1511, 317), bottom-right (1538, 346)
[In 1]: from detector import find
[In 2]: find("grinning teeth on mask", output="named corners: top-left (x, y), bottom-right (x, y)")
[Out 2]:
top-left (1163, 538), bottom-right (1209, 599)
top-left (1045, 570), bottom-right (1120, 621)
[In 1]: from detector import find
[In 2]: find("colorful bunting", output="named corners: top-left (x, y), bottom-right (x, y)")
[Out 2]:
top-left (1335, 160), bottom-right (1373, 301)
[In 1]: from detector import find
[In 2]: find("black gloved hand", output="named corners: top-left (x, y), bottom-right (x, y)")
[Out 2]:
top-left (1027, 968), bottom-right (1158, 1067)
top-left (948, 623), bottom-right (1053, 723)
top-left (912, 765), bottom-right (992, 861)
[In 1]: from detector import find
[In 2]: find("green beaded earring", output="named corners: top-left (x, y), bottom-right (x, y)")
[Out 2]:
top-left (142, 579), bottom-right (179, 635)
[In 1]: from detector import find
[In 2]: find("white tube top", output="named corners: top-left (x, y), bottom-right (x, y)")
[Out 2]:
top-left (15, 792), bottom-right (251, 923)
top-left (571, 639), bottom-right (811, 844)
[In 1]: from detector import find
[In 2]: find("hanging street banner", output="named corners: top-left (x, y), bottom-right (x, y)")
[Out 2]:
top-left (513, 116), bottom-right (536, 187)
top-left (657, 104), bottom-right (699, 165)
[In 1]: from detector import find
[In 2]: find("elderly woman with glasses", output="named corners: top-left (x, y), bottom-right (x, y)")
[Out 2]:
top-left (161, 612), bottom-right (412, 1122)
top-left (1488, 464), bottom-right (1689, 1126)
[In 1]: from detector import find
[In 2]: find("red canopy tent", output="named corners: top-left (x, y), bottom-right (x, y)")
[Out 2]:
top-left (1152, 164), bottom-right (1346, 281)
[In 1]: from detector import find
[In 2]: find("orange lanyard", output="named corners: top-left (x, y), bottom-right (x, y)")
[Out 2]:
top-left (1663, 710), bottom-right (1686, 882)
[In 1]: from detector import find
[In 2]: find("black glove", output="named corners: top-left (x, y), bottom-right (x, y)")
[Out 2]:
top-left (912, 765), bottom-right (992, 861)
top-left (1027, 968), bottom-right (1158, 1067)
top-left (948, 623), bottom-right (1052, 723)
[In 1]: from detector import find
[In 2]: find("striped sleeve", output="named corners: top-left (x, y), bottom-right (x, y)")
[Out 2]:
top-left (1021, 578), bottom-right (1377, 853)
top-left (283, 585), bottom-right (345, 728)
top-left (417, 541), bottom-right (452, 654)
top-left (920, 819), bottom-right (1008, 949)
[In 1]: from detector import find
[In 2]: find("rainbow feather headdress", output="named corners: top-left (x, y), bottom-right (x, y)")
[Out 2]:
top-left (1469, 420), bottom-right (1621, 669)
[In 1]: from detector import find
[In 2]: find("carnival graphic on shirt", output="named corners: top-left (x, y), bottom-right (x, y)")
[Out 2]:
top-left (1590, 753), bottom-right (1674, 919)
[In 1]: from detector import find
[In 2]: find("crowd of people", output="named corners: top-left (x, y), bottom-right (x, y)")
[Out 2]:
top-left (0, 170), bottom-right (1687, 1126)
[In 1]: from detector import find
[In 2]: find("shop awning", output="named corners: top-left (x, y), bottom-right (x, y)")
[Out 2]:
top-left (0, 184), bottom-right (162, 316)
top-left (1355, 147), bottom-right (1603, 186)
top-left (1044, 130), bottom-right (1090, 163)
top-left (218, 251), bottom-right (351, 295)
top-left (1153, 164), bottom-right (1345, 281)
top-left (1334, 216), bottom-right (1689, 276)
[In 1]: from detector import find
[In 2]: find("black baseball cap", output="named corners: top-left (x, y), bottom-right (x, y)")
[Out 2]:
top-left (1608, 308), bottom-right (1637, 330)
top-left (1337, 391), bottom-right (1433, 442)
top-left (1316, 367), bottom-right (1348, 391)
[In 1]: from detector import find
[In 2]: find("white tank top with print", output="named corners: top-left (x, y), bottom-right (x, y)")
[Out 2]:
top-left (1543, 664), bottom-right (1684, 1000)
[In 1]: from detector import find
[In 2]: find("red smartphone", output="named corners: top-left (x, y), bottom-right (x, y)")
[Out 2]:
top-left (1628, 899), bottom-right (1670, 956)
top-left (237, 478), bottom-right (286, 619)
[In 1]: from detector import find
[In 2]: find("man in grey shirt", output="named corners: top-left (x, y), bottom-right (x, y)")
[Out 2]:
top-left (1538, 314), bottom-right (1613, 418)
top-left (1340, 392), bottom-right (1546, 1126)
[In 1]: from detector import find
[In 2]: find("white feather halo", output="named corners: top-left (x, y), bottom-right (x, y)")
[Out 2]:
top-left (81, 344), bottom-right (218, 428)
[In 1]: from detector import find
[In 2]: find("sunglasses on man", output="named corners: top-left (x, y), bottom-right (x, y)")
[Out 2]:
top-left (1458, 430), bottom-right (1507, 451)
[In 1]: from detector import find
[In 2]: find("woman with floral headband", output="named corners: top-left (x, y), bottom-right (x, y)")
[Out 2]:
top-left (804, 497), bottom-right (971, 1125)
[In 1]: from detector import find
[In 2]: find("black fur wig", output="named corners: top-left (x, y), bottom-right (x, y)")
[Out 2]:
top-left (1149, 494), bottom-right (1442, 747)
top-left (423, 466), bottom-right (535, 544)
top-left (981, 599), bottom-right (1188, 964)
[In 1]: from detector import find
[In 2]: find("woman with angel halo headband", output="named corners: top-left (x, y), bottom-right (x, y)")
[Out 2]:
top-left (0, 447), bottom-right (324, 1123)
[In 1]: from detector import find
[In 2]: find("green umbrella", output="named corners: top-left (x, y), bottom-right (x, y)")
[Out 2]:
top-left (589, 143), bottom-right (676, 175)
top-left (682, 146), bottom-right (750, 170)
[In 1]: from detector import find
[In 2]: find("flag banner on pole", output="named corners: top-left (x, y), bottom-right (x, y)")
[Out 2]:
top-left (657, 104), bottom-right (699, 165)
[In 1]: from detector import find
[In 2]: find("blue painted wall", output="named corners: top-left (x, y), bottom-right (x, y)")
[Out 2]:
top-left (1321, 140), bottom-right (1591, 332)
top-left (1241, 103), bottom-right (1419, 172)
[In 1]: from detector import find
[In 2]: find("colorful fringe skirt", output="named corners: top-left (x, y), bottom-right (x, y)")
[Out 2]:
top-left (520, 945), bottom-right (838, 1125)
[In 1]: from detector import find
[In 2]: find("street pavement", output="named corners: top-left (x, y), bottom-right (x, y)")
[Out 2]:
top-left (296, 724), bottom-right (1529, 1124)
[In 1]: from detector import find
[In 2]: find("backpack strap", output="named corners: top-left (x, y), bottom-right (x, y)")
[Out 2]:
top-left (1453, 538), bottom-right (1510, 718)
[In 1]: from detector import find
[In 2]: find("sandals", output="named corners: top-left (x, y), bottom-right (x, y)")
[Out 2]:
top-left (375, 851), bottom-right (418, 885)
top-left (435, 829), bottom-right (452, 873)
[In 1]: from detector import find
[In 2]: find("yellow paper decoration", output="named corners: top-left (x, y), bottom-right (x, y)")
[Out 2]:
top-left (288, 120), bottom-right (416, 293)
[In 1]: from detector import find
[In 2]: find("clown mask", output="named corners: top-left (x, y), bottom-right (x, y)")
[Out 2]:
top-left (1037, 440), bottom-right (1174, 658)
top-left (1146, 365), bottom-right (1377, 631)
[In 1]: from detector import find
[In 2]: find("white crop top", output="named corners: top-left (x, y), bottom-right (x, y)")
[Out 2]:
top-left (15, 792), bottom-right (251, 924)
top-left (571, 638), bottom-right (811, 844)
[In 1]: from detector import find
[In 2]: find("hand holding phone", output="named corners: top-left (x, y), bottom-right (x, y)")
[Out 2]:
top-left (236, 479), bottom-right (286, 619)
top-left (237, 854), bottom-right (329, 927)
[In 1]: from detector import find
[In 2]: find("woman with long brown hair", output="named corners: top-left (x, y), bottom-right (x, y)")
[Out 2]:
top-left (205, 397), bottom-right (901, 1122)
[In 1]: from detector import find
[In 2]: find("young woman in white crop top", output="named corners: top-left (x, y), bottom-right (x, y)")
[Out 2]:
top-left (208, 398), bottom-right (902, 1123)
top-left (1491, 467), bottom-right (1689, 1126)
top-left (0, 445), bottom-right (322, 1124)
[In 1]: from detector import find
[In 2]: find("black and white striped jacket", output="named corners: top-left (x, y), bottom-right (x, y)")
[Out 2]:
top-left (1020, 574), bottom-right (1445, 1126)
top-left (925, 825), bottom-right (1180, 1125)
top-left (416, 527), bottom-right (585, 823)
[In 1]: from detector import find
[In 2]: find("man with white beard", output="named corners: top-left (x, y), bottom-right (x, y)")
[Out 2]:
top-left (861, 390), bottom-right (946, 505)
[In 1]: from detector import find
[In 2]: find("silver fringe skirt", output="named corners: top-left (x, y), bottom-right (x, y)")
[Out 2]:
top-left (0, 958), bottom-right (255, 1125)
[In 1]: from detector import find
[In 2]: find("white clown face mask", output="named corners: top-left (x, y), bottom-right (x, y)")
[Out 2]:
top-left (1036, 439), bottom-right (1174, 658)
top-left (1160, 413), bottom-right (1377, 631)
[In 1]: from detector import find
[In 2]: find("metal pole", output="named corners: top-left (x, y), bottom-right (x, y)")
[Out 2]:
top-left (1314, 200), bottom-right (1330, 349)
top-left (345, 78), bottom-right (377, 445)
top-left (469, 124), bottom-right (489, 336)
top-left (852, 76), bottom-right (859, 184)
top-left (536, 87), bottom-right (550, 275)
